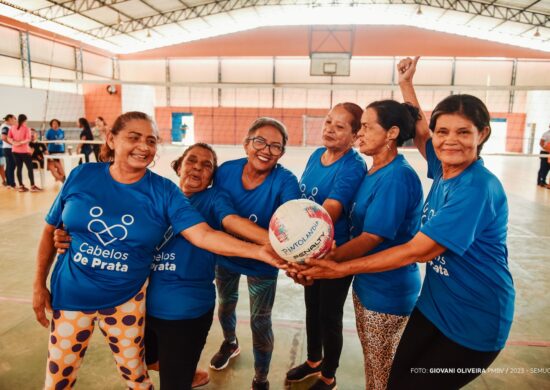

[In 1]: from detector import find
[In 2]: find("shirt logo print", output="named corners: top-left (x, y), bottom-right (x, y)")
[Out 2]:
top-left (87, 206), bottom-right (134, 246)
top-left (156, 226), bottom-right (174, 251)
top-left (300, 183), bottom-right (318, 201)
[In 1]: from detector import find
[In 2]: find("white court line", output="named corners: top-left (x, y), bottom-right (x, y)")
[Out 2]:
top-left (508, 225), bottom-right (538, 238)
top-left (0, 296), bottom-right (32, 304)
top-left (508, 234), bottom-right (550, 239)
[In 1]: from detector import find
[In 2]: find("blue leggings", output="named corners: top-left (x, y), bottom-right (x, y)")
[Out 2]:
top-left (215, 266), bottom-right (277, 382)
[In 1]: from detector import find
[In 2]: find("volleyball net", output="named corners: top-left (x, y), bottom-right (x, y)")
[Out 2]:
top-left (1, 77), bottom-right (549, 156)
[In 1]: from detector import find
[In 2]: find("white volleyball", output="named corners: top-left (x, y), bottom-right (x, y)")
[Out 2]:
top-left (269, 199), bottom-right (334, 263)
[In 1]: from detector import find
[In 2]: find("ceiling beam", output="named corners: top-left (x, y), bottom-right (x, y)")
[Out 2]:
top-left (33, 0), bottom-right (129, 19)
top-left (83, 0), bottom-right (550, 39)
top-left (418, 0), bottom-right (548, 26)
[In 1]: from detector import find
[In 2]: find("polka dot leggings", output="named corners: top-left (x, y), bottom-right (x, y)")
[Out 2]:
top-left (45, 287), bottom-right (153, 390)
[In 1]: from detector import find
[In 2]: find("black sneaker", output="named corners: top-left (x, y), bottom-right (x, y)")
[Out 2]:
top-left (286, 361), bottom-right (322, 382)
top-left (251, 378), bottom-right (269, 390)
top-left (308, 377), bottom-right (337, 390)
top-left (209, 339), bottom-right (240, 370)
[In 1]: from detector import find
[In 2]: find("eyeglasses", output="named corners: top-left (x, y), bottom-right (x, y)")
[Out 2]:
top-left (246, 137), bottom-right (284, 156)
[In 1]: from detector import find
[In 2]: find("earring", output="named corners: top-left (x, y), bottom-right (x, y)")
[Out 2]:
top-left (386, 143), bottom-right (391, 150)
top-left (149, 153), bottom-right (160, 168)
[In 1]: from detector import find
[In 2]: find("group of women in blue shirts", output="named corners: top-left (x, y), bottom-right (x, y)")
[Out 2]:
top-left (34, 57), bottom-right (515, 390)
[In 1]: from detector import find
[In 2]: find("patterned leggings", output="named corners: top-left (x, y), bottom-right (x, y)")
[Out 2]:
top-left (353, 293), bottom-right (409, 390)
top-left (215, 266), bottom-right (277, 383)
top-left (45, 287), bottom-right (152, 390)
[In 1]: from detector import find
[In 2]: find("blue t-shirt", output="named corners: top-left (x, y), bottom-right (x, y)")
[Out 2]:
top-left (45, 163), bottom-right (204, 311)
top-left (1, 124), bottom-right (10, 151)
top-left (416, 139), bottom-right (515, 351)
top-left (214, 158), bottom-right (301, 276)
top-left (147, 187), bottom-right (236, 320)
top-left (351, 155), bottom-right (423, 316)
top-left (45, 128), bottom-right (65, 153)
top-left (300, 147), bottom-right (366, 245)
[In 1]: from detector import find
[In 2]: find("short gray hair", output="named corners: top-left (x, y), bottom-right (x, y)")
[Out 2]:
top-left (246, 117), bottom-right (289, 147)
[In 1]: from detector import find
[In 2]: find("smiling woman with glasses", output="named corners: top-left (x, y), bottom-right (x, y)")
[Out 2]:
top-left (209, 117), bottom-right (300, 390)
top-left (246, 136), bottom-right (284, 156)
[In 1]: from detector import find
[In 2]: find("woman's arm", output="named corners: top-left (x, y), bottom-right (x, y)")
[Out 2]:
top-left (397, 56), bottom-right (431, 160)
top-left (222, 215), bottom-right (270, 245)
top-left (7, 132), bottom-right (16, 145)
top-left (329, 232), bottom-right (384, 263)
top-left (33, 224), bottom-right (58, 328)
top-left (182, 222), bottom-right (284, 268)
top-left (322, 199), bottom-right (343, 223)
top-left (300, 231), bottom-right (446, 279)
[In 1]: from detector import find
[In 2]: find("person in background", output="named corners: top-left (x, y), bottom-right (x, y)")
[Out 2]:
top-left (285, 103), bottom-right (366, 390)
top-left (1, 114), bottom-right (17, 189)
top-left (77, 117), bottom-right (94, 163)
top-left (32, 111), bottom-right (278, 390)
top-left (0, 129), bottom-right (5, 186)
top-left (92, 116), bottom-right (108, 161)
top-left (30, 128), bottom-right (47, 169)
top-left (45, 119), bottom-right (66, 182)
top-left (8, 114), bottom-right (40, 192)
top-left (300, 57), bottom-right (515, 390)
top-left (537, 124), bottom-right (550, 188)
top-left (210, 117), bottom-right (301, 390)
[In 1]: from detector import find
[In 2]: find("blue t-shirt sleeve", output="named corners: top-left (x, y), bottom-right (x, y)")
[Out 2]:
top-left (426, 138), bottom-right (442, 180)
top-left (279, 170), bottom-right (301, 203)
top-left (363, 179), bottom-right (410, 240)
top-left (327, 157), bottom-right (365, 208)
top-left (44, 165), bottom-right (83, 226)
top-left (421, 185), bottom-right (494, 256)
top-left (45, 188), bottom-right (65, 227)
top-left (212, 189), bottom-right (238, 226)
top-left (45, 130), bottom-right (53, 140)
top-left (165, 182), bottom-right (205, 234)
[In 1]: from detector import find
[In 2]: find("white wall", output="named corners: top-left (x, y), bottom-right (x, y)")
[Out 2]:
top-left (1, 32), bottom-right (550, 114)
top-left (170, 59), bottom-right (218, 82)
top-left (516, 61), bottom-right (550, 86)
top-left (0, 84), bottom-right (84, 123)
top-left (121, 84), bottom-right (156, 119)
top-left (114, 57), bottom-right (550, 111)
top-left (83, 51), bottom-right (113, 78)
top-left (0, 26), bottom-right (20, 57)
top-left (221, 58), bottom-right (272, 83)
top-left (29, 35), bottom-right (75, 70)
top-left (120, 60), bottom-right (165, 82)
top-left (31, 63), bottom-right (79, 93)
top-left (524, 91), bottom-right (550, 153)
top-left (0, 56), bottom-right (22, 87)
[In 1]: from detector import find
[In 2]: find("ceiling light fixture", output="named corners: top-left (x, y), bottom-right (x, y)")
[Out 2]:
top-left (146, 29), bottom-right (152, 38)
top-left (534, 27), bottom-right (541, 37)
top-left (416, 5), bottom-right (423, 15)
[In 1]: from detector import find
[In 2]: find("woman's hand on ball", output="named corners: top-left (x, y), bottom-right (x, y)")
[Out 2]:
top-left (260, 243), bottom-right (289, 269)
top-left (321, 241), bottom-right (338, 262)
top-left (300, 258), bottom-right (347, 279)
top-left (285, 270), bottom-right (314, 286)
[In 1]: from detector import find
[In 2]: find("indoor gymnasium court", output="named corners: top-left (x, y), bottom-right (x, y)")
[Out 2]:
top-left (0, 1), bottom-right (549, 389)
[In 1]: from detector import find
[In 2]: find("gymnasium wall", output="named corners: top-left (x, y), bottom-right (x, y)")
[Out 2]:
top-left (0, 22), bottom-right (548, 152)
